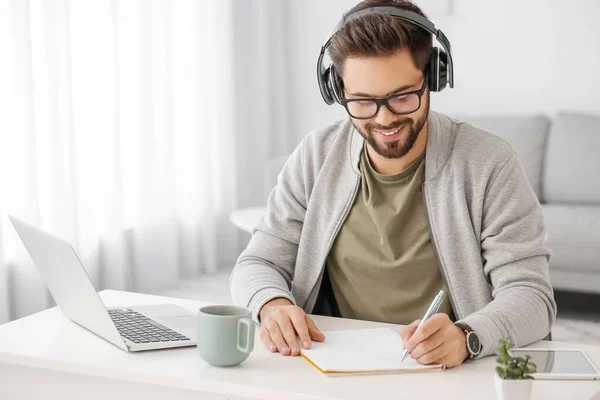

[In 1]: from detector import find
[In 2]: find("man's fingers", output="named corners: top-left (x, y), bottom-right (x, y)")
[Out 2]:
top-left (260, 328), bottom-right (277, 352)
top-left (416, 342), bottom-right (450, 365)
top-left (261, 306), bottom-right (325, 357)
top-left (409, 330), bottom-right (445, 360)
top-left (266, 322), bottom-right (290, 356)
top-left (399, 319), bottom-right (421, 346)
top-left (277, 319), bottom-right (300, 356)
top-left (306, 316), bottom-right (326, 342)
top-left (408, 319), bottom-right (421, 331)
top-left (405, 314), bottom-right (447, 352)
top-left (290, 311), bottom-right (312, 349)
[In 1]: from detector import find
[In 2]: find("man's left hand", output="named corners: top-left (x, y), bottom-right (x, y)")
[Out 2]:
top-left (399, 313), bottom-right (469, 368)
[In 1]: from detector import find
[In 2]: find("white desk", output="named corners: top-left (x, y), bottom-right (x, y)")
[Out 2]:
top-left (1, 290), bottom-right (599, 400)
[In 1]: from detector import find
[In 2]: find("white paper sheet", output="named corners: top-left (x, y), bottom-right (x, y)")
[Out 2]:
top-left (300, 328), bottom-right (443, 375)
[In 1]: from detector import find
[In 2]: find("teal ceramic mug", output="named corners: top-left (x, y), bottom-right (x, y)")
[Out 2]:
top-left (197, 305), bottom-right (255, 367)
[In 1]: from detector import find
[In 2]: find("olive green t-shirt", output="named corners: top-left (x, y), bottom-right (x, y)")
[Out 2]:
top-left (327, 148), bottom-right (454, 325)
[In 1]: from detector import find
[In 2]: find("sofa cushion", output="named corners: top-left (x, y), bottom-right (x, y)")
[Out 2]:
top-left (457, 115), bottom-right (549, 199)
top-left (542, 204), bottom-right (600, 273)
top-left (543, 112), bottom-right (600, 205)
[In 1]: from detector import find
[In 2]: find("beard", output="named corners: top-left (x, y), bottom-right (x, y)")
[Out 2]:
top-left (352, 94), bottom-right (430, 159)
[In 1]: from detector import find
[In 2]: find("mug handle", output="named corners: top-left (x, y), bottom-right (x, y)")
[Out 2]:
top-left (237, 318), bottom-right (255, 354)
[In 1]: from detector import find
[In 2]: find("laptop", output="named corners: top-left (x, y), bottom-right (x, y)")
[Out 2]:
top-left (9, 215), bottom-right (198, 352)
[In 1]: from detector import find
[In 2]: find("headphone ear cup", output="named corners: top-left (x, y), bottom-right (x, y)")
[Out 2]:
top-left (320, 66), bottom-right (336, 105)
top-left (428, 47), bottom-right (439, 92)
top-left (329, 66), bottom-right (344, 104)
top-left (437, 50), bottom-right (448, 91)
top-left (428, 47), bottom-right (448, 92)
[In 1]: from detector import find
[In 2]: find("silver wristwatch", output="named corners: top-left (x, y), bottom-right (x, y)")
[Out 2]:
top-left (455, 322), bottom-right (481, 359)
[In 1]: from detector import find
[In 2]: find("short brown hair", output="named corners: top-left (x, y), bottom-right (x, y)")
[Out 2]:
top-left (329, 0), bottom-right (433, 76)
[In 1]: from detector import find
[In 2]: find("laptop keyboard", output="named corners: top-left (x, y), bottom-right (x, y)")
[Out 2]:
top-left (108, 309), bottom-right (190, 344)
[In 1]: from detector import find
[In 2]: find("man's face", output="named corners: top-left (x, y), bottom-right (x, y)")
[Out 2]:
top-left (342, 48), bottom-right (430, 159)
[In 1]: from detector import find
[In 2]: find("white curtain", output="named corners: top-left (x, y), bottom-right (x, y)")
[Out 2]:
top-left (230, 1), bottom-right (294, 208)
top-left (0, 0), bottom-right (250, 324)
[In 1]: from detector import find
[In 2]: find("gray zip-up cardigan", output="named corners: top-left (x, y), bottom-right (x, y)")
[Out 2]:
top-left (230, 110), bottom-right (556, 358)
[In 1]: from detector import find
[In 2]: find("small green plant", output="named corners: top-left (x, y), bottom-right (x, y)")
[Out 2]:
top-left (495, 338), bottom-right (537, 380)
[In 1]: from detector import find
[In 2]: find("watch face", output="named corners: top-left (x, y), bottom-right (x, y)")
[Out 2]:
top-left (467, 332), bottom-right (480, 354)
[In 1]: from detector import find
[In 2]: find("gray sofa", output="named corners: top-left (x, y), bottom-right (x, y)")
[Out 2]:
top-left (258, 112), bottom-right (600, 295)
top-left (463, 112), bottom-right (600, 294)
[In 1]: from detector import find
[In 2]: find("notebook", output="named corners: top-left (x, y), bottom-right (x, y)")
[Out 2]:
top-left (300, 328), bottom-right (444, 376)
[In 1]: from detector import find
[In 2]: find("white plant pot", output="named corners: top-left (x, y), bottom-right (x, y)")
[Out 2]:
top-left (494, 374), bottom-right (533, 400)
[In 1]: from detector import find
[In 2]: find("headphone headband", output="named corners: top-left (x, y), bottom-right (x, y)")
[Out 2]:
top-left (317, 5), bottom-right (454, 105)
top-left (320, 6), bottom-right (453, 88)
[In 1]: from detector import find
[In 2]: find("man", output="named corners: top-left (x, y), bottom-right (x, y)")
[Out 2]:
top-left (230, 0), bottom-right (556, 369)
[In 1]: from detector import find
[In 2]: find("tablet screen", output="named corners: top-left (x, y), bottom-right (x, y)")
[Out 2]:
top-left (510, 350), bottom-right (598, 375)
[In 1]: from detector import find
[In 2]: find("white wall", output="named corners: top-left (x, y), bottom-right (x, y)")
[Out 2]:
top-left (283, 0), bottom-right (600, 143)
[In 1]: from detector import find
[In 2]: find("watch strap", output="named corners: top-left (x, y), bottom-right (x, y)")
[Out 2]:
top-left (455, 322), bottom-right (472, 333)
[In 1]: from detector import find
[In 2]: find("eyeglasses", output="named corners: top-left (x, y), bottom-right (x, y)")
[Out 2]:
top-left (339, 74), bottom-right (429, 120)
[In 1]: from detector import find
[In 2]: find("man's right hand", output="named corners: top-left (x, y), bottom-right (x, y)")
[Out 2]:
top-left (258, 298), bottom-right (326, 356)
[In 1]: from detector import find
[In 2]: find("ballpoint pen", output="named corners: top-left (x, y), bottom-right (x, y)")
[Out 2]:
top-left (400, 289), bottom-right (444, 363)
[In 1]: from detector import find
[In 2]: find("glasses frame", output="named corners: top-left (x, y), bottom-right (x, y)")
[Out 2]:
top-left (339, 73), bottom-right (429, 120)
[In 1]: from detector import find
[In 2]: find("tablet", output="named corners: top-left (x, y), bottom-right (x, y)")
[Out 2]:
top-left (510, 348), bottom-right (600, 380)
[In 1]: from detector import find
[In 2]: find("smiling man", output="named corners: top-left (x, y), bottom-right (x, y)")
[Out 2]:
top-left (230, 0), bottom-right (556, 368)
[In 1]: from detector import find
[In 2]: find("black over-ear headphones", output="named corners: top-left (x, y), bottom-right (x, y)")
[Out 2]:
top-left (317, 5), bottom-right (454, 105)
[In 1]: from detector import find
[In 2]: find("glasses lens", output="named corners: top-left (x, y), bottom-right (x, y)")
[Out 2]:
top-left (388, 94), bottom-right (420, 114)
top-left (346, 100), bottom-right (377, 119)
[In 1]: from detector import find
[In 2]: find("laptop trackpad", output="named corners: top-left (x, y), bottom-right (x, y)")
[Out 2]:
top-left (158, 316), bottom-right (197, 330)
